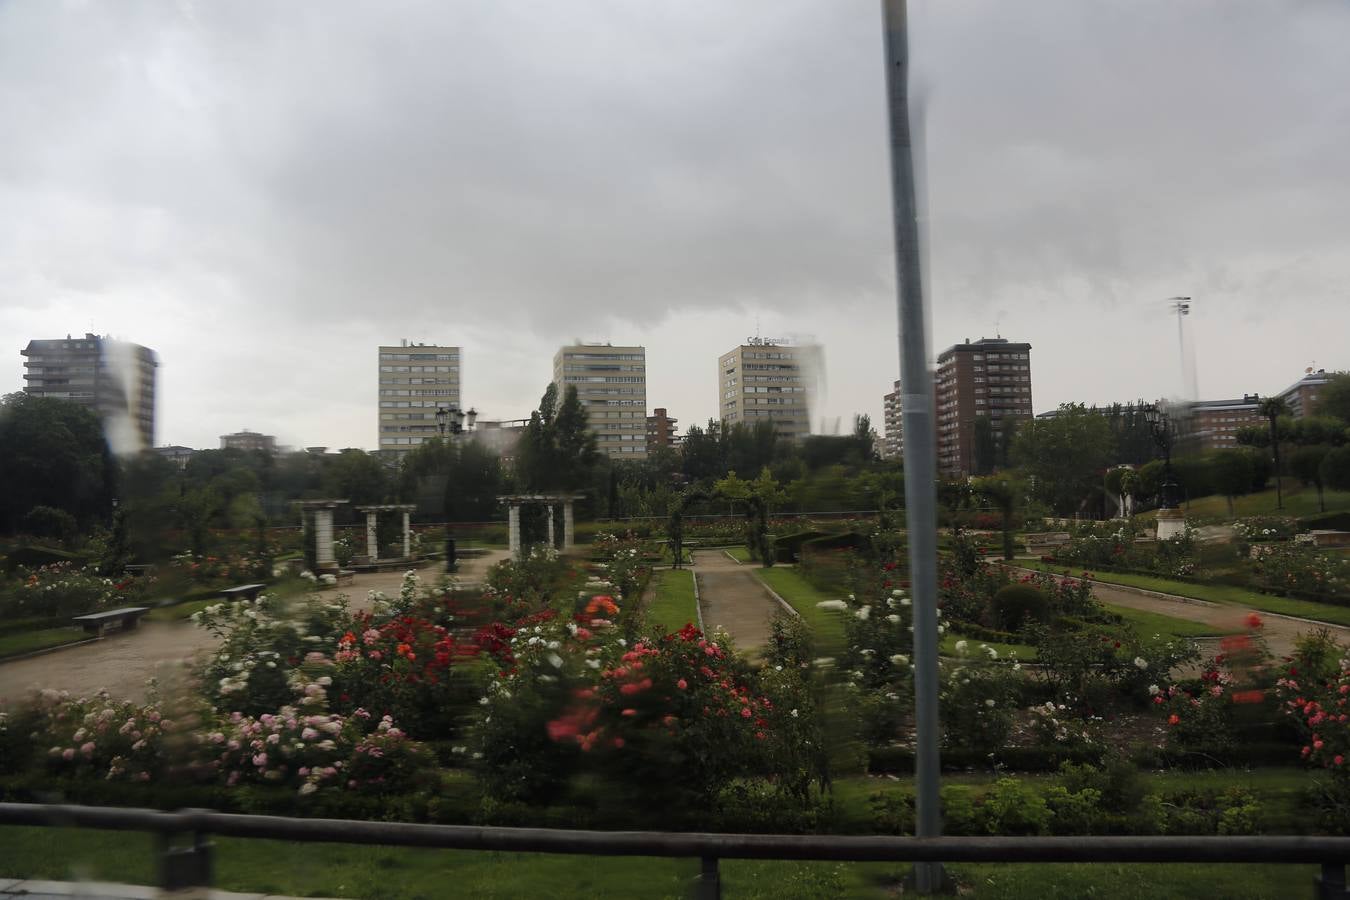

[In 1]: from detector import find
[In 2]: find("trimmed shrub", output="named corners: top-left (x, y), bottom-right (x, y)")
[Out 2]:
top-left (992, 584), bottom-right (1050, 632)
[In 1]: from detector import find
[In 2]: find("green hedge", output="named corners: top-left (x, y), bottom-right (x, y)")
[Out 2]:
top-left (2, 546), bottom-right (87, 573)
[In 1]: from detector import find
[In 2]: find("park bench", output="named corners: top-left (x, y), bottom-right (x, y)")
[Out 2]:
top-left (72, 606), bottom-right (150, 637)
top-left (219, 583), bottom-right (267, 602)
top-left (337, 569), bottom-right (356, 585)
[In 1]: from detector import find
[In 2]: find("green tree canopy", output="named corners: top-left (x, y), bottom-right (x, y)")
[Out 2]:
top-left (1009, 404), bottom-right (1115, 515)
top-left (0, 393), bottom-right (114, 533)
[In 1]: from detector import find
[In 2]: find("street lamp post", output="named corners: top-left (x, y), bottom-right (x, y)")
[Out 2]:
top-left (1144, 403), bottom-right (1185, 539)
top-left (434, 405), bottom-right (478, 573)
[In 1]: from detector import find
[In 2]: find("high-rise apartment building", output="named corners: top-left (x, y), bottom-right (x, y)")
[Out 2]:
top-left (21, 333), bottom-right (157, 452)
top-left (882, 380), bottom-right (903, 460)
top-left (377, 341), bottom-right (461, 454)
top-left (935, 337), bottom-right (1033, 477)
top-left (553, 344), bottom-right (648, 458)
top-left (646, 407), bottom-right (679, 452)
top-left (718, 339), bottom-right (822, 440)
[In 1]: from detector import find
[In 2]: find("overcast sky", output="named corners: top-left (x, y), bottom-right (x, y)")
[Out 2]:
top-left (3, 0), bottom-right (1348, 452)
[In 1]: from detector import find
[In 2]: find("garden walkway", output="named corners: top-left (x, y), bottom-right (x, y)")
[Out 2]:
top-left (1010, 566), bottom-right (1350, 659)
top-left (0, 551), bottom-right (510, 706)
top-left (690, 550), bottom-right (783, 655)
top-left (0, 878), bottom-right (340, 900)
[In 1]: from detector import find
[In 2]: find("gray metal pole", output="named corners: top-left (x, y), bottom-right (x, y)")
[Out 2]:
top-left (880, 0), bottom-right (944, 892)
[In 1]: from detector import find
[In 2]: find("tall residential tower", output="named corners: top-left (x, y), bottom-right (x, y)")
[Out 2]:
top-left (718, 339), bottom-right (821, 440)
top-left (935, 337), bottom-right (1033, 477)
top-left (377, 341), bottom-right (461, 454)
top-left (21, 333), bottom-right (157, 452)
top-left (553, 343), bottom-right (648, 458)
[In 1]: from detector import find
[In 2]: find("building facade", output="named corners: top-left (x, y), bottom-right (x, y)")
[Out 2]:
top-left (718, 339), bottom-right (821, 440)
top-left (553, 344), bottom-right (648, 458)
top-left (220, 430), bottom-right (276, 452)
top-left (21, 333), bottom-right (157, 452)
top-left (377, 341), bottom-right (461, 454)
top-left (646, 407), bottom-right (679, 453)
top-left (1187, 398), bottom-right (1263, 451)
top-left (882, 380), bottom-right (903, 460)
top-left (935, 337), bottom-right (1033, 478)
top-left (1278, 369), bottom-right (1333, 418)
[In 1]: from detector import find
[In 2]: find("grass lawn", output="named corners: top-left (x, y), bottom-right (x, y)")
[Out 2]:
top-left (644, 568), bottom-right (699, 632)
top-left (1010, 560), bottom-right (1350, 628)
top-left (1100, 604), bottom-right (1226, 639)
top-left (754, 566), bottom-right (847, 654)
top-left (1134, 485), bottom-right (1350, 523)
top-left (0, 825), bottom-right (1321, 899)
top-left (724, 545), bottom-right (752, 563)
top-left (941, 630), bottom-right (1037, 661)
top-left (0, 626), bottom-right (86, 659)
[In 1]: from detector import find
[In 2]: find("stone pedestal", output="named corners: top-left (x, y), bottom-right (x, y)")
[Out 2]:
top-left (365, 511), bottom-right (379, 560)
top-left (546, 505), bottom-right (555, 549)
top-left (563, 501), bottom-right (575, 551)
top-left (1156, 507), bottom-right (1186, 541)
top-left (508, 504), bottom-right (522, 560)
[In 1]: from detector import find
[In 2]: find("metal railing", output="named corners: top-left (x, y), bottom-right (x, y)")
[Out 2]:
top-left (3, 803), bottom-right (1350, 898)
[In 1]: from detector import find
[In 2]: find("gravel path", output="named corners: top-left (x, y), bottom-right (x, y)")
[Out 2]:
top-left (0, 551), bottom-right (510, 706)
top-left (1011, 566), bottom-right (1350, 659)
top-left (692, 550), bottom-right (782, 655)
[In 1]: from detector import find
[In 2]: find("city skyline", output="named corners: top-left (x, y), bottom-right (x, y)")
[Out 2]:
top-left (3, 2), bottom-right (1348, 451)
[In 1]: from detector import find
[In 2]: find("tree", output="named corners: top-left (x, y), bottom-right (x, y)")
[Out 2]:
top-left (713, 468), bottom-right (785, 567)
top-left (1321, 446), bottom-right (1350, 493)
top-left (1289, 445), bottom-right (1333, 512)
top-left (1009, 404), bottom-right (1115, 515)
top-left (972, 474), bottom-right (1023, 561)
top-left (321, 449), bottom-right (390, 505)
top-left (0, 393), bottom-right (113, 533)
top-left (1210, 449), bottom-right (1257, 517)
top-left (1258, 397), bottom-right (1290, 510)
top-left (1318, 373), bottom-right (1350, 425)
top-left (1286, 416), bottom-right (1348, 448)
top-left (680, 420), bottom-right (726, 483)
top-left (516, 383), bottom-right (598, 493)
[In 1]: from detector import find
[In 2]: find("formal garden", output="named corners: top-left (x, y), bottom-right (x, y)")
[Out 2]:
top-left (3, 516), bottom-right (1350, 897)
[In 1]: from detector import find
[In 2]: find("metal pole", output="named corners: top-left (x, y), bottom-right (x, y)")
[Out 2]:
top-left (880, 0), bottom-right (943, 892)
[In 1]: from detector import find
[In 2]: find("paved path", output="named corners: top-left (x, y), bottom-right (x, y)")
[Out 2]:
top-left (0, 877), bottom-right (341, 899)
top-left (1010, 565), bottom-right (1350, 659)
top-left (691, 550), bottom-right (783, 655)
top-left (0, 551), bottom-right (510, 706)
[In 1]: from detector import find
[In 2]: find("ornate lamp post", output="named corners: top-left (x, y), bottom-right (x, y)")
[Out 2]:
top-left (1144, 403), bottom-right (1185, 539)
top-left (434, 405), bottom-right (478, 573)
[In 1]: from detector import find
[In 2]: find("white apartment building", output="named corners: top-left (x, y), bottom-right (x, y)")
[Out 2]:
top-left (377, 341), bottom-right (461, 454)
top-left (718, 339), bottom-right (821, 440)
top-left (553, 344), bottom-right (648, 459)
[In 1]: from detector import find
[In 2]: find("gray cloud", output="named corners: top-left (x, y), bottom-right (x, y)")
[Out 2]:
top-left (2, 0), bottom-right (1348, 448)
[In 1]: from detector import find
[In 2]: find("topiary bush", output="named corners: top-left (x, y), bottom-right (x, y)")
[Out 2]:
top-left (992, 584), bottom-right (1050, 632)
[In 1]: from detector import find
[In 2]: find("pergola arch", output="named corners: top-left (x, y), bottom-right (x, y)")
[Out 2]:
top-left (497, 494), bottom-right (582, 559)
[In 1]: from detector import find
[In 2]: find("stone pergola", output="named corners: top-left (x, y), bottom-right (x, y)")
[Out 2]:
top-left (296, 500), bottom-right (349, 575)
top-left (354, 504), bottom-right (418, 562)
top-left (497, 494), bottom-right (582, 560)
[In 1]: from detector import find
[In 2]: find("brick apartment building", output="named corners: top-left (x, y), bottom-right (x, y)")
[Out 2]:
top-left (935, 337), bottom-right (1033, 477)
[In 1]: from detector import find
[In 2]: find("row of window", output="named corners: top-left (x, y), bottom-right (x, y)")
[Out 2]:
top-left (380, 400), bottom-right (460, 408)
top-left (380, 365), bottom-right (458, 373)
top-left (564, 353), bottom-right (644, 361)
top-left (379, 353), bottom-right (458, 361)
top-left (562, 364), bottom-right (644, 372)
top-left (564, 375), bottom-right (646, 384)
top-left (379, 389), bottom-right (460, 397)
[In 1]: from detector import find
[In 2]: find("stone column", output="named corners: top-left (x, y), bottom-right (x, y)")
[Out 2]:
top-left (563, 500), bottom-right (575, 551)
top-left (546, 505), bottom-right (555, 549)
top-left (314, 507), bottom-right (337, 572)
top-left (365, 510), bottom-right (378, 559)
top-left (508, 503), bottom-right (521, 560)
top-left (402, 510), bottom-right (411, 558)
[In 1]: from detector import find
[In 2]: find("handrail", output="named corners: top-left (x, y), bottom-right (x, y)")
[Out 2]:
top-left (3, 803), bottom-right (1348, 897)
